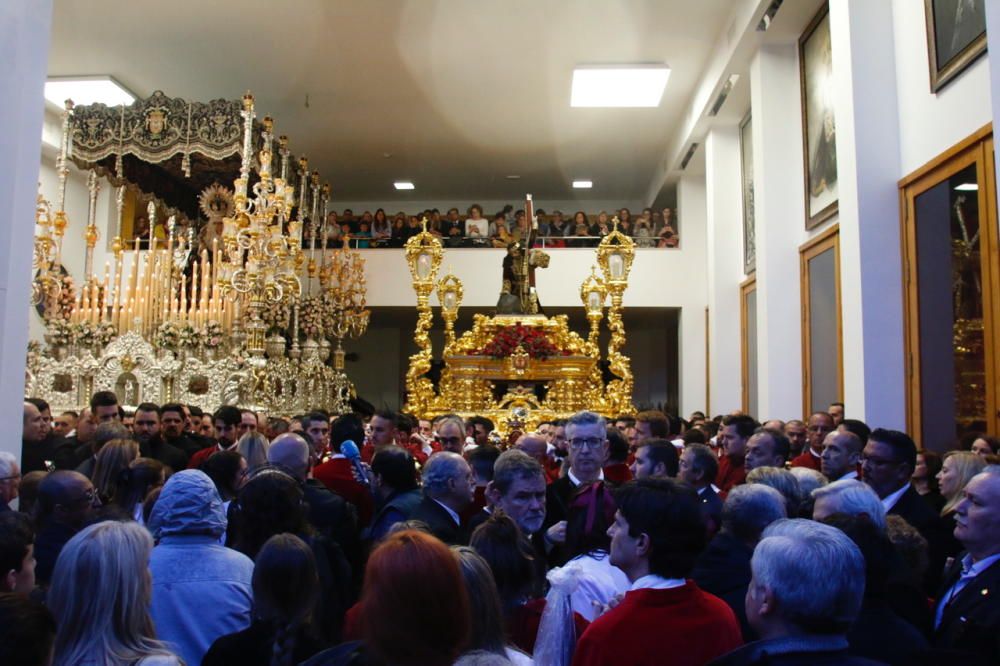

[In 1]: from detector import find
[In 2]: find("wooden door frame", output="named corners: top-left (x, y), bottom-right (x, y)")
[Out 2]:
top-left (799, 224), bottom-right (843, 419)
top-left (740, 276), bottom-right (757, 415)
top-left (898, 124), bottom-right (1000, 440)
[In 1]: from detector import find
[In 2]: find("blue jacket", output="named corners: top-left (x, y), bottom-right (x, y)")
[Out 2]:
top-left (148, 470), bottom-right (254, 666)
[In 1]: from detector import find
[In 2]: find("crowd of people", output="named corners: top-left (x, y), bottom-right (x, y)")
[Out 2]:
top-left (302, 205), bottom-right (680, 249)
top-left (4, 393), bottom-right (1000, 665)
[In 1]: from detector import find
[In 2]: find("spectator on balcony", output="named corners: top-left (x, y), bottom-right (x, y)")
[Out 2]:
top-left (465, 204), bottom-right (487, 240)
top-left (341, 209), bottom-right (357, 232)
top-left (442, 208), bottom-right (464, 237)
top-left (659, 208), bottom-right (678, 247)
top-left (533, 208), bottom-right (550, 237)
top-left (371, 208), bottom-right (392, 244)
top-left (491, 213), bottom-right (514, 248)
top-left (617, 208), bottom-right (632, 235)
top-left (590, 211), bottom-right (611, 239)
top-left (634, 218), bottom-right (655, 248)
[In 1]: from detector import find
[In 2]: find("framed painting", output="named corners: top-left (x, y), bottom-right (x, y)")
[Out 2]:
top-left (925, 0), bottom-right (987, 92)
top-left (740, 112), bottom-right (756, 273)
top-left (799, 4), bottom-right (838, 229)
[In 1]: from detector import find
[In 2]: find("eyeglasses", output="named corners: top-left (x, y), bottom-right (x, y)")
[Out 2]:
top-left (569, 437), bottom-right (604, 451)
top-left (859, 456), bottom-right (902, 468)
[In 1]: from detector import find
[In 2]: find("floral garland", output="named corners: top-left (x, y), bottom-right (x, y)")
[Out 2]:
top-left (94, 321), bottom-right (117, 346)
top-left (72, 322), bottom-right (96, 347)
top-left (475, 324), bottom-right (565, 360)
top-left (201, 320), bottom-right (224, 348)
top-left (260, 300), bottom-right (290, 335)
top-left (46, 317), bottom-right (73, 346)
top-left (299, 295), bottom-right (326, 340)
top-left (153, 320), bottom-right (181, 348)
top-left (177, 323), bottom-right (199, 348)
top-left (54, 275), bottom-right (76, 321)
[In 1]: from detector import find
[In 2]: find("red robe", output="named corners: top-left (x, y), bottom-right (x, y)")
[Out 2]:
top-left (187, 443), bottom-right (223, 470)
top-left (602, 462), bottom-right (633, 486)
top-left (312, 457), bottom-right (374, 526)
top-left (790, 448), bottom-right (823, 471)
top-left (572, 583), bottom-right (741, 666)
top-left (716, 455), bottom-right (746, 494)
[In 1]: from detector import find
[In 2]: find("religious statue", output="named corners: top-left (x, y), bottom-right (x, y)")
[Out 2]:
top-left (497, 196), bottom-right (549, 315)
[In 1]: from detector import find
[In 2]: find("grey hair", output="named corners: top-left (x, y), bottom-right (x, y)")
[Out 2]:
top-left (789, 467), bottom-right (828, 517)
top-left (566, 410), bottom-right (607, 433)
top-left (0, 452), bottom-right (17, 478)
top-left (236, 431), bottom-right (270, 472)
top-left (753, 519), bottom-right (865, 633)
top-left (721, 483), bottom-right (787, 543)
top-left (94, 421), bottom-right (130, 448)
top-left (747, 467), bottom-right (801, 517)
top-left (811, 479), bottom-right (886, 531)
top-left (422, 452), bottom-right (466, 497)
top-left (267, 433), bottom-right (311, 479)
top-left (492, 450), bottom-right (544, 495)
top-left (437, 414), bottom-right (466, 434)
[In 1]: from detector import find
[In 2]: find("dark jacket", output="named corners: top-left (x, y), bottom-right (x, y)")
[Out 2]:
top-left (691, 531), bottom-right (755, 640)
top-left (34, 521), bottom-right (78, 586)
top-left (932, 553), bottom-right (1000, 666)
top-left (847, 601), bottom-right (929, 665)
top-left (368, 488), bottom-right (422, 543)
top-left (304, 478), bottom-right (361, 592)
top-left (21, 434), bottom-right (75, 473)
top-left (888, 485), bottom-right (949, 592)
top-left (140, 436), bottom-right (189, 472)
top-left (409, 495), bottom-right (465, 545)
top-left (710, 634), bottom-right (888, 665)
top-left (203, 619), bottom-right (327, 666)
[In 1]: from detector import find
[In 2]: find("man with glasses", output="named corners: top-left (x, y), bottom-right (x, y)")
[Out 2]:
top-left (789, 412), bottom-right (835, 471)
top-left (544, 411), bottom-right (609, 542)
top-left (862, 428), bottom-right (945, 591)
top-left (33, 470), bottom-right (100, 586)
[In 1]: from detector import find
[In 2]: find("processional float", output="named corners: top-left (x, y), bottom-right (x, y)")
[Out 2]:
top-left (26, 92), bottom-right (368, 415)
top-left (403, 196), bottom-right (636, 433)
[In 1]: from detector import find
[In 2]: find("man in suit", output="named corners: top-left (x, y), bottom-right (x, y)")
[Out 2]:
top-left (933, 467), bottom-right (1000, 665)
top-left (410, 452), bottom-right (474, 545)
top-left (680, 443), bottom-right (724, 537)
top-left (132, 403), bottom-right (189, 472)
top-left (820, 430), bottom-right (863, 482)
top-left (545, 411), bottom-right (609, 538)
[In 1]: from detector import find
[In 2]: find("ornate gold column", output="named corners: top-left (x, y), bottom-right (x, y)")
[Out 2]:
top-left (596, 219), bottom-right (636, 415)
top-left (403, 219), bottom-right (443, 414)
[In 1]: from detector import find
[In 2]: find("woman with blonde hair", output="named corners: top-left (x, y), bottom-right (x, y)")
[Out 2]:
top-left (48, 520), bottom-right (181, 665)
top-left (92, 439), bottom-right (140, 504)
top-left (937, 450), bottom-right (988, 562)
top-left (236, 431), bottom-right (270, 472)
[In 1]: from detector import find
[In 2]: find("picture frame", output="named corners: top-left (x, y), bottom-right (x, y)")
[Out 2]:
top-left (740, 112), bottom-right (756, 273)
top-left (799, 4), bottom-right (838, 230)
top-left (924, 0), bottom-right (987, 93)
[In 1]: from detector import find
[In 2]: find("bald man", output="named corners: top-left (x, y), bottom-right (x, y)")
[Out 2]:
top-left (267, 433), bottom-right (358, 567)
top-left (820, 430), bottom-right (863, 482)
top-left (33, 470), bottom-right (100, 585)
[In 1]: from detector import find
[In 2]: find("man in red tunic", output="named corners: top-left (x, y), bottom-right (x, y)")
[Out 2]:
top-left (716, 415), bottom-right (757, 494)
top-left (788, 412), bottom-right (834, 471)
top-left (313, 413), bottom-right (374, 526)
top-left (572, 478), bottom-right (742, 666)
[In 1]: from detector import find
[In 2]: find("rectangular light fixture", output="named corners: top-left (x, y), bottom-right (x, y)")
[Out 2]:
top-left (572, 180), bottom-right (593, 189)
top-left (394, 181), bottom-right (415, 190)
top-left (954, 183), bottom-right (978, 191)
top-left (571, 65), bottom-right (670, 108)
top-left (45, 76), bottom-right (136, 107)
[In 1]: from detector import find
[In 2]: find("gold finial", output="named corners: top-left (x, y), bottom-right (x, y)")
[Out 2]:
top-left (611, 216), bottom-right (620, 232)
top-left (421, 216), bottom-right (429, 233)
top-left (242, 92), bottom-right (254, 110)
top-left (262, 116), bottom-right (273, 132)
top-left (299, 156), bottom-right (308, 171)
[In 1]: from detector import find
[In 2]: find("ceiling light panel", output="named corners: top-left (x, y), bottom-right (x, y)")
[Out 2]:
top-left (572, 180), bottom-right (593, 189)
top-left (393, 181), bottom-right (415, 190)
top-left (571, 65), bottom-right (671, 108)
top-left (44, 76), bottom-right (136, 107)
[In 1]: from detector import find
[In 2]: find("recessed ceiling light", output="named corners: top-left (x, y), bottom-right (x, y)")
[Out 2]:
top-left (44, 76), bottom-right (136, 107)
top-left (505, 175), bottom-right (521, 180)
top-left (954, 183), bottom-right (978, 191)
top-left (570, 65), bottom-right (670, 108)
top-left (394, 181), bottom-right (415, 190)
top-left (572, 180), bottom-right (593, 189)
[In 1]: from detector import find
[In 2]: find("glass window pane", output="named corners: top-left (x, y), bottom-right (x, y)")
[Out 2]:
top-left (807, 247), bottom-right (839, 413)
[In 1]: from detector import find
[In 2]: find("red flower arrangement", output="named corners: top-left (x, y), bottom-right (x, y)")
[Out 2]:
top-left (475, 324), bottom-right (566, 360)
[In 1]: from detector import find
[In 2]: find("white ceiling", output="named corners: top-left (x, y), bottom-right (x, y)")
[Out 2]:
top-left (48, 0), bottom-right (739, 204)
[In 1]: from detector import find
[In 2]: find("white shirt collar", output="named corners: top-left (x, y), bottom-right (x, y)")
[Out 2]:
top-left (432, 498), bottom-right (461, 526)
top-left (568, 468), bottom-right (604, 487)
top-left (837, 470), bottom-right (858, 482)
top-left (881, 482), bottom-right (911, 512)
top-left (629, 574), bottom-right (686, 591)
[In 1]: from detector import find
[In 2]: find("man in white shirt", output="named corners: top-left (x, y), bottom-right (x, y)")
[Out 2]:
top-left (820, 430), bottom-right (862, 481)
top-left (410, 452), bottom-right (474, 545)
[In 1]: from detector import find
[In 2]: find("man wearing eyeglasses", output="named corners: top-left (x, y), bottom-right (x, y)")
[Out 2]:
top-left (862, 428), bottom-right (945, 591)
top-left (33, 470), bottom-right (101, 586)
top-left (544, 411), bottom-right (609, 551)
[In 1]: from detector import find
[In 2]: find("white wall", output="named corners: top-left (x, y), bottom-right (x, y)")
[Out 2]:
top-left (893, 0), bottom-right (992, 176)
